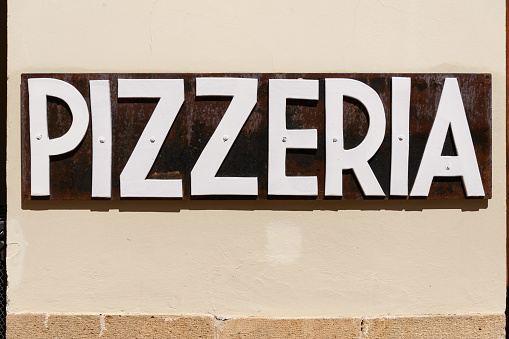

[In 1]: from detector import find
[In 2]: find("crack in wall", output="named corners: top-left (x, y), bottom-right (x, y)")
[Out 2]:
top-left (213, 315), bottom-right (228, 339)
top-left (98, 314), bottom-right (106, 337)
top-left (148, 0), bottom-right (159, 57)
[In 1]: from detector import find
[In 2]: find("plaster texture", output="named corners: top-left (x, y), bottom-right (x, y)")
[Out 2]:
top-left (6, 0), bottom-right (506, 318)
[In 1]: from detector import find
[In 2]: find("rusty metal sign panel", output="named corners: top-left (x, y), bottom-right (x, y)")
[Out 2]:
top-left (21, 73), bottom-right (492, 200)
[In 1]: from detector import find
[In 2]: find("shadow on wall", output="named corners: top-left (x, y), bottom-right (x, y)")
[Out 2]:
top-left (506, 286), bottom-right (508, 333)
top-left (21, 198), bottom-right (488, 213)
top-left (0, 0), bottom-right (5, 207)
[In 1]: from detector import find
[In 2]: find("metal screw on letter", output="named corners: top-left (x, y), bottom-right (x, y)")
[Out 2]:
top-left (99, 137), bottom-right (105, 144)
top-left (223, 135), bottom-right (228, 142)
top-left (150, 137), bottom-right (156, 143)
top-left (282, 137), bottom-right (287, 142)
top-left (446, 163), bottom-right (451, 170)
top-left (398, 135), bottom-right (404, 141)
top-left (36, 134), bottom-right (42, 140)
top-left (333, 137), bottom-right (338, 143)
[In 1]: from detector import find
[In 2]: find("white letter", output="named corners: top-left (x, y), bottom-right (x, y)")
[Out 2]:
top-left (90, 80), bottom-right (112, 198)
top-left (29, 78), bottom-right (90, 196)
top-left (411, 78), bottom-right (484, 197)
top-left (268, 79), bottom-right (318, 196)
top-left (390, 77), bottom-right (411, 196)
top-left (325, 79), bottom-right (385, 196)
top-left (118, 79), bottom-right (184, 198)
top-left (191, 78), bottom-right (258, 195)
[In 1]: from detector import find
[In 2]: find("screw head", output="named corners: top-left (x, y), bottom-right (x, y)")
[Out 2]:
top-left (99, 137), bottom-right (105, 143)
top-left (282, 137), bottom-right (287, 142)
top-left (446, 163), bottom-right (451, 170)
top-left (36, 134), bottom-right (42, 140)
top-left (333, 137), bottom-right (338, 143)
top-left (223, 135), bottom-right (228, 142)
top-left (398, 135), bottom-right (404, 141)
top-left (150, 137), bottom-right (156, 143)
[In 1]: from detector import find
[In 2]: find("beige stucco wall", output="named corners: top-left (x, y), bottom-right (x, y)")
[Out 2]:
top-left (6, 0), bottom-right (506, 318)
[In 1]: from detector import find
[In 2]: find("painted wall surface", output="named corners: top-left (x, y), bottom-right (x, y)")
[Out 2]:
top-left (6, 0), bottom-right (506, 317)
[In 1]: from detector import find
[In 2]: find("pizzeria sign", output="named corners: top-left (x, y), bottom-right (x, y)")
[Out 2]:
top-left (21, 73), bottom-right (491, 200)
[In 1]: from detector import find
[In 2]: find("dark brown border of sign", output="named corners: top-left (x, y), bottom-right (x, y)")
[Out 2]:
top-left (21, 73), bottom-right (492, 200)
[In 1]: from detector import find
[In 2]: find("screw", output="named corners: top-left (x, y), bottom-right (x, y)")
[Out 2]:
top-left (36, 134), bottom-right (42, 140)
top-left (282, 137), bottom-right (287, 142)
top-left (223, 135), bottom-right (228, 142)
top-left (150, 137), bottom-right (156, 143)
top-left (398, 135), bottom-right (404, 141)
top-left (446, 163), bottom-right (451, 170)
top-left (333, 137), bottom-right (338, 143)
top-left (99, 137), bottom-right (105, 143)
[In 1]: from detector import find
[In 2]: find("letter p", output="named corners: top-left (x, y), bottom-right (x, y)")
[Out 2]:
top-left (28, 78), bottom-right (89, 196)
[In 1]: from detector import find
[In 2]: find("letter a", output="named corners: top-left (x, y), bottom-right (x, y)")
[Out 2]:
top-left (411, 78), bottom-right (484, 197)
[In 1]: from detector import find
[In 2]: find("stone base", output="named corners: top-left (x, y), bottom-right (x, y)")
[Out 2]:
top-left (6, 314), bottom-right (504, 338)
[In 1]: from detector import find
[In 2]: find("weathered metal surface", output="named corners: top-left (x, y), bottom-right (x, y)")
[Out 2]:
top-left (20, 73), bottom-right (492, 200)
